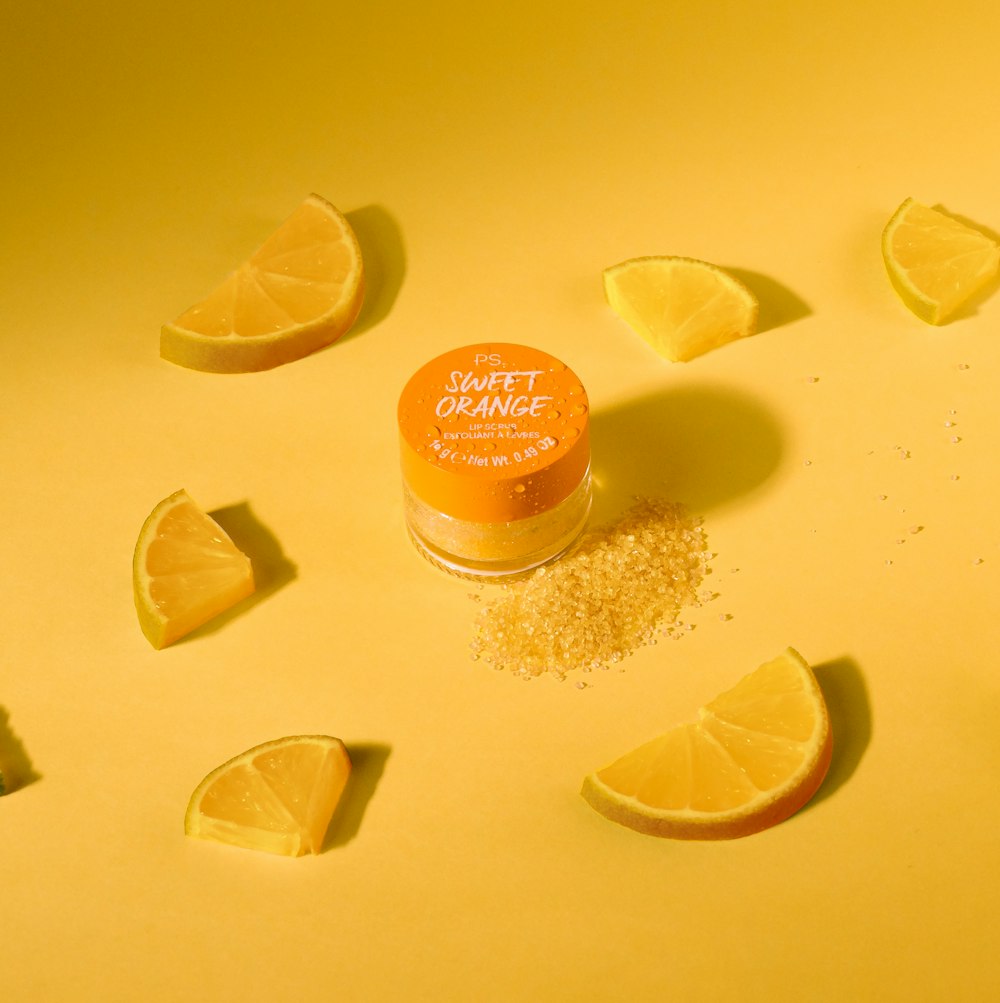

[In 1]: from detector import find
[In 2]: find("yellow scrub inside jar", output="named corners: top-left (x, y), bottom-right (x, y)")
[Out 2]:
top-left (397, 343), bottom-right (592, 578)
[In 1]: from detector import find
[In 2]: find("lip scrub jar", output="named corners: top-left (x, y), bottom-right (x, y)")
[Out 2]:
top-left (398, 343), bottom-right (592, 578)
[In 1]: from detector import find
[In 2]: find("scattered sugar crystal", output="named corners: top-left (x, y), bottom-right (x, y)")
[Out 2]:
top-left (469, 498), bottom-right (709, 680)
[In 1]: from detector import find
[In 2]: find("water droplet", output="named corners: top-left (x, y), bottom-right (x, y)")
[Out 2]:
top-left (514, 484), bottom-right (526, 494)
top-left (426, 425), bottom-right (441, 438)
top-left (546, 409), bottom-right (561, 420)
top-left (569, 403), bottom-right (588, 417)
top-left (481, 441), bottom-right (496, 452)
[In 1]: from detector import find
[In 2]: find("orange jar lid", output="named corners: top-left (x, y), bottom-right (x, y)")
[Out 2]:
top-left (398, 343), bottom-right (591, 523)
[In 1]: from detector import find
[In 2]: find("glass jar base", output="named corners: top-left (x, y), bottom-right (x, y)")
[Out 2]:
top-left (401, 521), bottom-right (585, 585)
top-left (401, 471), bottom-right (592, 581)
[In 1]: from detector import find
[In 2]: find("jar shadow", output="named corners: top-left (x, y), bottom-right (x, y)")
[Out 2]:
top-left (588, 382), bottom-right (784, 524)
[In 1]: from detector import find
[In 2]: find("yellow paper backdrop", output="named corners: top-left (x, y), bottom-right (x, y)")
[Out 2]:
top-left (3, 1), bottom-right (999, 999)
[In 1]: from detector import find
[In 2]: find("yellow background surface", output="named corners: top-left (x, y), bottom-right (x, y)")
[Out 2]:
top-left (3, 2), bottom-right (999, 1000)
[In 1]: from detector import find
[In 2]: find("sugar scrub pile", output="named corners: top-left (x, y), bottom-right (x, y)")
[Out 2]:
top-left (469, 497), bottom-right (711, 680)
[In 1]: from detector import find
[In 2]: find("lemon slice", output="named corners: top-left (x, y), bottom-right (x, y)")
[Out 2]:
top-left (133, 489), bottom-right (255, 649)
top-left (603, 255), bottom-right (758, 361)
top-left (581, 648), bottom-right (831, 839)
top-left (882, 198), bottom-right (1000, 324)
top-left (161, 193), bottom-right (365, 372)
top-left (185, 736), bottom-right (352, 856)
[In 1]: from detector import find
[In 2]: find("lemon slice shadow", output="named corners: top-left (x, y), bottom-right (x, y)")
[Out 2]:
top-left (804, 656), bottom-right (871, 808)
top-left (340, 205), bottom-right (406, 340)
top-left (172, 501), bottom-right (297, 645)
top-left (722, 267), bottom-right (811, 334)
top-left (321, 742), bottom-right (392, 851)
top-left (0, 707), bottom-right (41, 793)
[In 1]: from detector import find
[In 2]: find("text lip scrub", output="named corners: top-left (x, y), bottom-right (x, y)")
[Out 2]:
top-left (398, 343), bottom-right (592, 578)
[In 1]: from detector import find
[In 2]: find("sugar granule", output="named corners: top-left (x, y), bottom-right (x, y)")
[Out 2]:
top-left (469, 497), bottom-right (710, 680)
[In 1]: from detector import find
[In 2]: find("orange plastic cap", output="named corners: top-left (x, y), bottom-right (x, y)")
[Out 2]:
top-left (398, 344), bottom-right (591, 523)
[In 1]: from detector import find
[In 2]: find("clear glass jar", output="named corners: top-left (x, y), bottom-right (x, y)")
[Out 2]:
top-left (398, 343), bottom-right (592, 579)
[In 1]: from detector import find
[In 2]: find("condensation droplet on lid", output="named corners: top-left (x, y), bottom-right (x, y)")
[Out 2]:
top-left (426, 425), bottom-right (441, 437)
top-left (513, 484), bottom-right (526, 494)
top-left (481, 441), bottom-right (496, 452)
